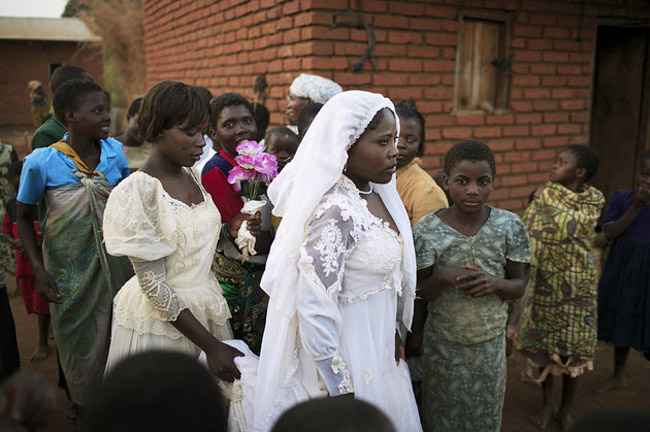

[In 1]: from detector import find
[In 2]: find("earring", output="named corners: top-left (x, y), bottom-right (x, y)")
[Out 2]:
top-left (343, 162), bottom-right (348, 172)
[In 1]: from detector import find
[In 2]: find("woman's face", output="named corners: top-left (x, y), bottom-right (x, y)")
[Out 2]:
top-left (214, 104), bottom-right (257, 157)
top-left (396, 115), bottom-right (422, 169)
top-left (444, 160), bottom-right (493, 213)
top-left (346, 109), bottom-right (398, 187)
top-left (68, 91), bottom-right (111, 140)
top-left (636, 157), bottom-right (650, 191)
top-left (286, 93), bottom-right (310, 126)
top-left (155, 121), bottom-right (207, 167)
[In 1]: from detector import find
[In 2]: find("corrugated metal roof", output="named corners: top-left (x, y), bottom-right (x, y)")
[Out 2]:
top-left (0, 16), bottom-right (102, 42)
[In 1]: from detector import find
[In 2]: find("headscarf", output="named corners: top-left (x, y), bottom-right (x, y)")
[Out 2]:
top-left (288, 73), bottom-right (342, 104)
top-left (28, 80), bottom-right (43, 97)
top-left (254, 91), bottom-right (416, 430)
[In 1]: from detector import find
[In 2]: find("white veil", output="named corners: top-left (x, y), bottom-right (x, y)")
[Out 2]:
top-left (253, 91), bottom-right (416, 431)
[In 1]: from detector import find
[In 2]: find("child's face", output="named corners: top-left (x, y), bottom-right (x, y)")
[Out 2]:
top-left (68, 91), bottom-right (111, 140)
top-left (155, 120), bottom-right (207, 167)
top-left (550, 149), bottom-right (582, 187)
top-left (214, 104), bottom-right (257, 157)
top-left (444, 160), bottom-right (493, 213)
top-left (267, 135), bottom-right (298, 171)
top-left (637, 157), bottom-right (650, 191)
top-left (396, 115), bottom-right (422, 169)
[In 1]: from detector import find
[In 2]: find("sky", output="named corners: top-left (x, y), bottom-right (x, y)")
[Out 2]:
top-left (0, 0), bottom-right (68, 18)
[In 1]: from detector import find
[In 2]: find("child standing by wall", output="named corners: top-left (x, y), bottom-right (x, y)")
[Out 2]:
top-left (413, 139), bottom-right (530, 432)
top-left (518, 145), bottom-right (604, 432)
top-left (16, 79), bottom-right (133, 418)
top-left (2, 161), bottom-right (50, 361)
top-left (594, 150), bottom-right (650, 392)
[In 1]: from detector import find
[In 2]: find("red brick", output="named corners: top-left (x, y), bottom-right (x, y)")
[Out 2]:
top-left (389, 59), bottom-right (423, 72)
top-left (543, 51), bottom-right (570, 62)
top-left (428, 115), bottom-right (456, 127)
top-left (373, 73), bottom-right (408, 86)
top-left (410, 17), bottom-right (442, 31)
top-left (333, 72), bottom-right (372, 86)
top-left (533, 100), bottom-right (559, 111)
top-left (486, 114), bottom-right (514, 125)
top-left (524, 88), bottom-right (551, 99)
top-left (409, 74), bottom-right (442, 85)
top-left (388, 31), bottom-right (422, 44)
top-left (514, 50), bottom-right (542, 62)
top-left (503, 126), bottom-right (530, 136)
top-left (568, 76), bottom-right (590, 87)
top-left (512, 75), bottom-right (540, 87)
top-left (505, 152), bottom-right (531, 162)
top-left (515, 138), bottom-right (542, 150)
top-left (531, 124), bottom-right (557, 136)
top-left (510, 101), bottom-right (534, 112)
top-left (530, 64), bottom-right (556, 74)
top-left (424, 5), bottom-right (457, 19)
top-left (558, 124), bottom-right (581, 134)
top-left (510, 38), bottom-right (526, 49)
top-left (407, 46), bottom-right (440, 58)
top-left (542, 76), bottom-right (568, 86)
top-left (424, 60), bottom-right (455, 72)
top-left (527, 39), bottom-right (553, 50)
top-left (528, 13), bottom-right (556, 25)
top-left (561, 100), bottom-right (584, 111)
top-left (516, 113), bottom-right (542, 124)
top-left (426, 33), bottom-right (458, 46)
top-left (543, 136), bottom-right (569, 148)
top-left (489, 139), bottom-right (515, 151)
top-left (442, 128), bottom-right (472, 139)
top-left (511, 162), bottom-right (538, 173)
top-left (455, 115), bottom-right (485, 126)
top-left (302, 0), bottom-right (349, 10)
top-left (424, 87), bottom-right (454, 100)
top-left (513, 24), bottom-right (542, 37)
top-left (373, 15), bottom-right (409, 29)
top-left (389, 0), bottom-right (425, 15)
top-left (543, 112), bottom-right (569, 123)
top-left (474, 127), bottom-right (502, 138)
top-left (532, 149), bottom-right (557, 161)
top-left (543, 26), bottom-right (570, 39)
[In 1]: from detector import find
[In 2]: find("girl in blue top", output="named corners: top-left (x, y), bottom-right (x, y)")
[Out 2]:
top-left (16, 79), bottom-right (133, 415)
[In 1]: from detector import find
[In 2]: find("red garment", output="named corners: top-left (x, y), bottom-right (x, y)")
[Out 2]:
top-left (200, 150), bottom-right (244, 222)
top-left (2, 210), bottom-right (48, 315)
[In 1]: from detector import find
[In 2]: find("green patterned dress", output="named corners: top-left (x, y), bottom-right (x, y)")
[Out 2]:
top-left (518, 181), bottom-right (604, 379)
top-left (413, 207), bottom-right (530, 432)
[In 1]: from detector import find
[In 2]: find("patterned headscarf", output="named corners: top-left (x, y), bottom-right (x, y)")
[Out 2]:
top-left (288, 73), bottom-right (343, 104)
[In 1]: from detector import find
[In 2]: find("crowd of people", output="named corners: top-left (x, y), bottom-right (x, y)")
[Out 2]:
top-left (0, 65), bottom-right (648, 432)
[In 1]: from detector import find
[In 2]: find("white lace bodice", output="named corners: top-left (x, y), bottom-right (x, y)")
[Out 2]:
top-left (297, 175), bottom-right (404, 395)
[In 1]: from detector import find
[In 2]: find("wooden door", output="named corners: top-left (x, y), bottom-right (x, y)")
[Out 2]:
top-left (590, 26), bottom-right (650, 202)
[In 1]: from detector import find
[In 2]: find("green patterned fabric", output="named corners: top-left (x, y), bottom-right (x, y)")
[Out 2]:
top-left (413, 207), bottom-right (530, 345)
top-left (211, 251), bottom-right (267, 355)
top-left (519, 181), bottom-right (604, 376)
top-left (422, 330), bottom-right (506, 432)
top-left (42, 176), bottom-right (132, 405)
top-left (0, 144), bottom-right (16, 274)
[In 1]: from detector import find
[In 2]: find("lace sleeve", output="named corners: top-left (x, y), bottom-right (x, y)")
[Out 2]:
top-left (297, 200), bottom-right (358, 395)
top-left (130, 257), bottom-right (186, 321)
top-left (103, 173), bottom-right (177, 261)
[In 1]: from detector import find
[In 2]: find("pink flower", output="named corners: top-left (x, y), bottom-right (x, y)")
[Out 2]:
top-left (236, 140), bottom-right (264, 155)
top-left (227, 166), bottom-right (253, 192)
top-left (253, 153), bottom-right (278, 182)
top-left (235, 153), bottom-right (256, 169)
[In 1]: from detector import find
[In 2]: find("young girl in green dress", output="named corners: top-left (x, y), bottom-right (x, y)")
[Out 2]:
top-left (412, 139), bottom-right (530, 432)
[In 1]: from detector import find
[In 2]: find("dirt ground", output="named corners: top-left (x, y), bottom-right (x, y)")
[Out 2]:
top-left (5, 277), bottom-right (650, 431)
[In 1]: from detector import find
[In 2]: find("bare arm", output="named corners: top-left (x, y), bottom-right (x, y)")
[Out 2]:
top-left (16, 202), bottom-right (61, 303)
top-left (603, 187), bottom-right (650, 241)
top-left (405, 296), bottom-right (428, 358)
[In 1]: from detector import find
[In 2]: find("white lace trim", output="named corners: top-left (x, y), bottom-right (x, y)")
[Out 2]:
top-left (313, 219), bottom-right (347, 278)
top-left (139, 269), bottom-right (185, 322)
top-left (331, 355), bottom-right (354, 394)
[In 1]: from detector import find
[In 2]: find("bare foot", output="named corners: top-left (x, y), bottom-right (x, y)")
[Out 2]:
top-left (30, 345), bottom-right (49, 361)
top-left (556, 410), bottom-right (573, 432)
top-left (592, 376), bottom-right (626, 394)
top-left (529, 405), bottom-right (557, 430)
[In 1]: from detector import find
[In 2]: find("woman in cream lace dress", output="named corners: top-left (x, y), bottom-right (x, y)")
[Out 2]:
top-left (102, 81), bottom-right (257, 380)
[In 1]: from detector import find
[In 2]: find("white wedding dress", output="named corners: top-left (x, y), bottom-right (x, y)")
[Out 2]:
top-left (249, 175), bottom-right (421, 432)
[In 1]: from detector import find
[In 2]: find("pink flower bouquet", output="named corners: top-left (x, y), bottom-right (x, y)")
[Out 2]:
top-left (227, 140), bottom-right (278, 201)
top-left (226, 141), bottom-right (278, 260)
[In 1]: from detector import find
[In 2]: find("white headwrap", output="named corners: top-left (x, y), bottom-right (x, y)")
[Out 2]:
top-left (253, 91), bottom-right (416, 430)
top-left (288, 73), bottom-right (343, 104)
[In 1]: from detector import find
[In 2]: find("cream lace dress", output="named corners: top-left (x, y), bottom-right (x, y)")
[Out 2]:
top-left (254, 176), bottom-right (421, 431)
top-left (103, 170), bottom-right (232, 371)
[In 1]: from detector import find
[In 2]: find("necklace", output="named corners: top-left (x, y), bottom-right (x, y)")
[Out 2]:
top-left (358, 183), bottom-right (373, 195)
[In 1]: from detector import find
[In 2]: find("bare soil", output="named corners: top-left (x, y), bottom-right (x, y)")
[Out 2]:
top-left (6, 280), bottom-right (649, 432)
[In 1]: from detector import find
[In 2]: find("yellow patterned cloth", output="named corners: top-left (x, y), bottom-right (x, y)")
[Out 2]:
top-left (518, 181), bottom-right (604, 379)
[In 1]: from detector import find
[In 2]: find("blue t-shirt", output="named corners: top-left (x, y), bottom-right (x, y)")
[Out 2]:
top-left (17, 138), bottom-right (129, 205)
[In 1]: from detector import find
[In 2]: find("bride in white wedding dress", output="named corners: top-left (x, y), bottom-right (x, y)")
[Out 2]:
top-left (247, 91), bottom-right (422, 432)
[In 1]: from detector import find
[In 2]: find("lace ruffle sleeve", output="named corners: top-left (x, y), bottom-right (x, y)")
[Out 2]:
top-left (103, 173), bottom-right (177, 261)
top-left (297, 198), bottom-right (358, 395)
top-left (130, 258), bottom-right (186, 322)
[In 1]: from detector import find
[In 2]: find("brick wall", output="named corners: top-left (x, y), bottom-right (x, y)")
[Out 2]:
top-left (0, 40), bottom-right (104, 128)
top-left (143, 0), bottom-right (650, 213)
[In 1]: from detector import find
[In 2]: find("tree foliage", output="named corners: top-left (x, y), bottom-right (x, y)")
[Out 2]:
top-left (63, 0), bottom-right (146, 107)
